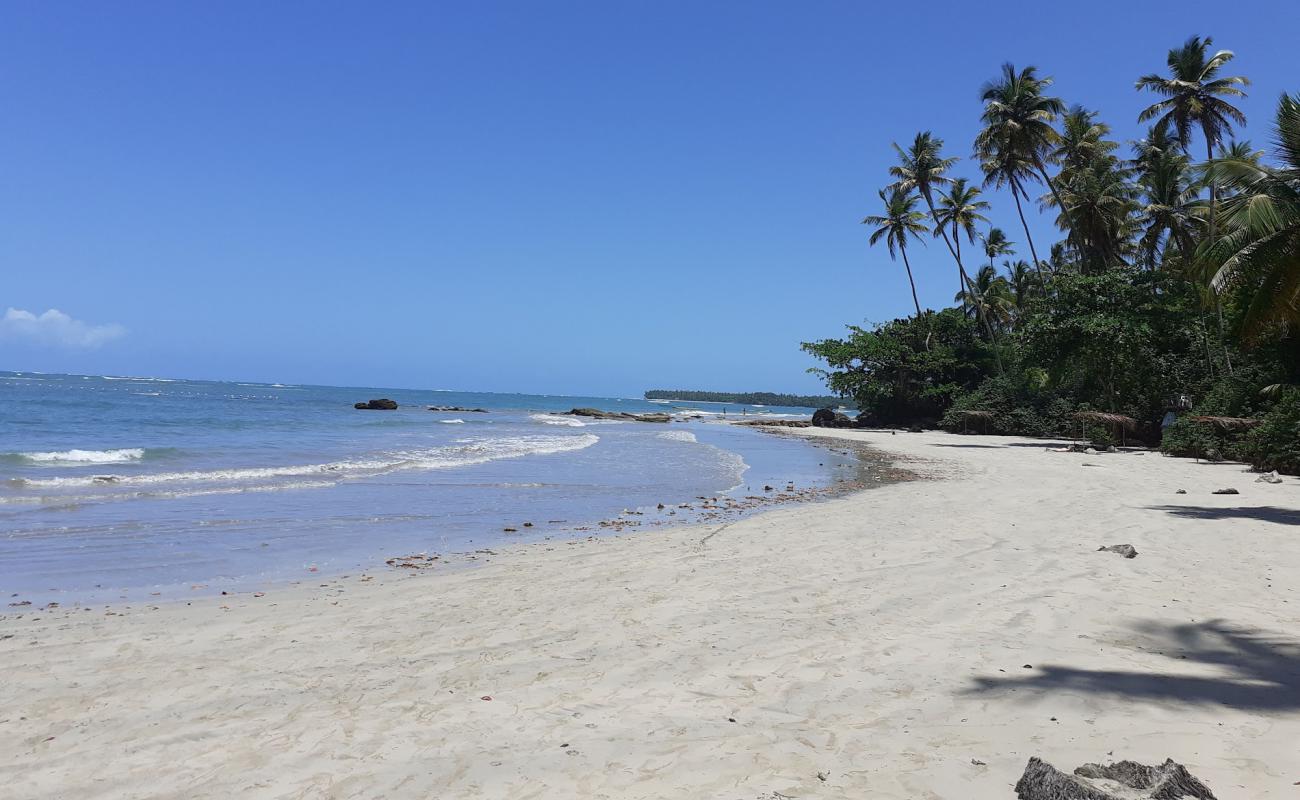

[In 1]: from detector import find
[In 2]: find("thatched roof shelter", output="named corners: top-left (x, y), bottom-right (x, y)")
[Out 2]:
top-left (1070, 411), bottom-right (1138, 431)
top-left (1188, 415), bottom-right (1261, 431)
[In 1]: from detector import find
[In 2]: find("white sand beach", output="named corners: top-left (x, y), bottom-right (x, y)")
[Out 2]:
top-left (3, 428), bottom-right (1298, 799)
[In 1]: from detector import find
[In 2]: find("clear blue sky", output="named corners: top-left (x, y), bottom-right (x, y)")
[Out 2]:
top-left (2, 1), bottom-right (1294, 395)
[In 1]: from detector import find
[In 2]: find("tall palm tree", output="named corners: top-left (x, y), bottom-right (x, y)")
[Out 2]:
top-left (888, 132), bottom-right (965, 274)
top-left (933, 178), bottom-right (991, 295)
top-left (982, 227), bottom-right (1015, 271)
top-left (954, 264), bottom-right (1015, 330)
top-left (976, 64), bottom-right (1078, 249)
top-left (863, 187), bottom-right (930, 318)
top-left (1136, 35), bottom-right (1249, 236)
top-left (1045, 108), bottom-right (1139, 272)
top-left (1201, 93), bottom-right (1300, 339)
top-left (1003, 259), bottom-right (1039, 315)
top-left (979, 140), bottom-right (1045, 277)
top-left (1134, 126), bottom-right (1203, 270)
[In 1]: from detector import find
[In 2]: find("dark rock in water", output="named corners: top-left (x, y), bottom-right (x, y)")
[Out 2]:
top-left (1175, 489), bottom-right (1187, 494)
top-left (854, 411), bottom-right (874, 428)
top-left (1212, 487), bottom-right (1240, 495)
top-left (737, 419), bottom-right (812, 428)
top-left (428, 406), bottom-right (488, 413)
top-left (1015, 756), bottom-right (1216, 800)
top-left (568, 408), bottom-right (670, 423)
top-left (355, 399), bottom-right (398, 410)
top-left (1098, 544), bottom-right (1138, 558)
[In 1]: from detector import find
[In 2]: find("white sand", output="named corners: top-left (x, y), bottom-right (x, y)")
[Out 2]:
top-left (3, 429), bottom-right (1298, 799)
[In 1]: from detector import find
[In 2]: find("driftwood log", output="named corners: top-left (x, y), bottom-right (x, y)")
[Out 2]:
top-left (1015, 756), bottom-right (1216, 799)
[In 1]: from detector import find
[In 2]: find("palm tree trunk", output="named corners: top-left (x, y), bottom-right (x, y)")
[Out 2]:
top-left (900, 247), bottom-right (923, 319)
top-left (1204, 130), bottom-right (1218, 242)
top-left (922, 189), bottom-right (1001, 374)
top-left (1033, 155), bottom-right (1082, 262)
top-left (1202, 130), bottom-right (1234, 375)
top-left (1010, 178), bottom-right (1044, 281)
top-left (953, 225), bottom-right (967, 310)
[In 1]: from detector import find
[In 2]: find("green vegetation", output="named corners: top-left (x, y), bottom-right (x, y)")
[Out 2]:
top-left (643, 390), bottom-right (849, 409)
top-left (803, 36), bottom-right (1300, 471)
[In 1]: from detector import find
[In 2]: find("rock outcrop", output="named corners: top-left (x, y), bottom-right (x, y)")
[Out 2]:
top-left (354, 399), bottom-right (398, 410)
top-left (1015, 756), bottom-right (1216, 800)
top-left (812, 407), bottom-right (854, 428)
top-left (428, 406), bottom-right (488, 413)
top-left (567, 408), bottom-right (671, 423)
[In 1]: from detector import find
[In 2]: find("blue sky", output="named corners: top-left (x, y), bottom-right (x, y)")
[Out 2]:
top-left (1, 1), bottom-right (1294, 396)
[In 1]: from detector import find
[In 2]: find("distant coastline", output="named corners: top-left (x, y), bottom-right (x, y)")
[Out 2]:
top-left (644, 389), bottom-right (852, 409)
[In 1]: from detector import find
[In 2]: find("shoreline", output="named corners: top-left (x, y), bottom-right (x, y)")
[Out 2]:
top-left (3, 429), bottom-right (1298, 798)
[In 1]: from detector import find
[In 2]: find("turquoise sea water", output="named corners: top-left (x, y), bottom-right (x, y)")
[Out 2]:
top-left (1, 372), bottom-right (859, 603)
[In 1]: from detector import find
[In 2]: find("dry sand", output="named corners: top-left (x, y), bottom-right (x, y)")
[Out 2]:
top-left (2, 429), bottom-right (1298, 799)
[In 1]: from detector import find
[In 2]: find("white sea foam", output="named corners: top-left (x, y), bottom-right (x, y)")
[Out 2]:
top-left (16, 448), bottom-right (146, 465)
top-left (440, 419), bottom-right (466, 424)
top-left (657, 430), bottom-right (698, 443)
top-left (530, 413), bottom-right (586, 427)
top-left (15, 434), bottom-right (599, 490)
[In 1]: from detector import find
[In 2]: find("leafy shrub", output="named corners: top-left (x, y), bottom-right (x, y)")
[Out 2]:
top-left (1242, 389), bottom-right (1300, 474)
top-left (941, 375), bottom-right (1074, 437)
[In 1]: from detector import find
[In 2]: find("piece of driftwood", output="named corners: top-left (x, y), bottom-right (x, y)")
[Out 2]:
top-left (1015, 756), bottom-right (1216, 799)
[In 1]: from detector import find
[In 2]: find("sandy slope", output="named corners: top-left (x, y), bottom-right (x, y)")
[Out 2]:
top-left (2, 429), bottom-right (1298, 799)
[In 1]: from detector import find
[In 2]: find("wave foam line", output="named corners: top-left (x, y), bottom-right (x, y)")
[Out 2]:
top-left (13, 434), bottom-right (600, 490)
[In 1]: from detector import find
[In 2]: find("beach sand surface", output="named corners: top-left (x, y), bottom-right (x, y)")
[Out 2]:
top-left (2, 429), bottom-right (1298, 799)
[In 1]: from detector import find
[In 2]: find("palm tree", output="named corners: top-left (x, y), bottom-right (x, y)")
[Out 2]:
top-left (863, 187), bottom-right (930, 318)
top-left (1134, 126), bottom-right (1203, 271)
top-left (976, 64), bottom-right (1078, 248)
top-left (1045, 108), bottom-right (1139, 272)
top-left (1201, 93), bottom-right (1300, 339)
top-left (933, 178), bottom-right (991, 296)
top-left (979, 140), bottom-right (1045, 277)
top-left (1136, 35), bottom-right (1249, 236)
top-left (1004, 259), bottom-right (1039, 314)
top-left (954, 264), bottom-right (1015, 330)
top-left (888, 132), bottom-right (965, 273)
top-left (982, 227), bottom-right (1015, 271)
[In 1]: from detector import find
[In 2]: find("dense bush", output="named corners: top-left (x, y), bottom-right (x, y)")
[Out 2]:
top-left (801, 309), bottom-right (991, 425)
top-left (940, 375), bottom-right (1074, 437)
top-left (1242, 389), bottom-right (1300, 473)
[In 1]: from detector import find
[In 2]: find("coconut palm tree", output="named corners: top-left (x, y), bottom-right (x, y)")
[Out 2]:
top-left (954, 264), bottom-right (1015, 330)
top-left (1135, 126), bottom-right (1203, 271)
top-left (979, 140), bottom-right (1045, 277)
top-left (888, 132), bottom-right (967, 276)
top-left (1003, 259), bottom-right (1039, 315)
top-left (1201, 93), bottom-right (1300, 339)
top-left (1046, 108), bottom-right (1139, 272)
top-left (863, 187), bottom-right (929, 318)
top-left (1136, 35), bottom-right (1249, 236)
top-left (976, 64), bottom-right (1078, 246)
top-left (933, 178), bottom-right (991, 295)
top-left (982, 227), bottom-right (1015, 271)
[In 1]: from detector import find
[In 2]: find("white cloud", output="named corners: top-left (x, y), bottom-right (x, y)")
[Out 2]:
top-left (0, 308), bottom-right (126, 349)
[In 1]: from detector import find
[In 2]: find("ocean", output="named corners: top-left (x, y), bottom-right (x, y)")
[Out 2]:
top-left (1, 372), bottom-right (863, 603)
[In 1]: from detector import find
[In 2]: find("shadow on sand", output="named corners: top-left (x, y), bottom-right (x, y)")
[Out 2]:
top-left (967, 620), bottom-right (1300, 711)
top-left (1148, 504), bottom-right (1300, 526)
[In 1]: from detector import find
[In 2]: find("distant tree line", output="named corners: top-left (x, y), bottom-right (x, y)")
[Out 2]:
top-left (644, 390), bottom-right (849, 408)
top-left (803, 36), bottom-right (1300, 472)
